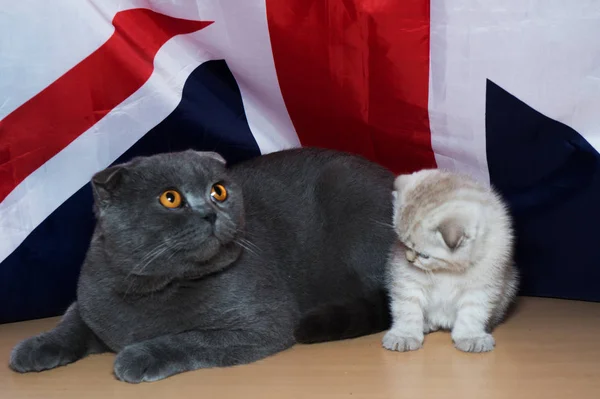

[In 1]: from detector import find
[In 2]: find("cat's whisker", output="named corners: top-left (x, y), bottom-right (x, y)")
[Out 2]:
top-left (221, 219), bottom-right (262, 255)
top-left (165, 240), bottom-right (189, 261)
top-left (135, 245), bottom-right (172, 275)
top-left (122, 230), bottom-right (198, 297)
top-left (124, 238), bottom-right (180, 283)
top-left (370, 218), bottom-right (395, 229)
top-left (125, 229), bottom-right (197, 278)
top-left (219, 220), bottom-right (259, 254)
top-left (127, 243), bottom-right (169, 275)
top-left (220, 218), bottom-right (244, 238)
top-left (121, 244), bottom-right (176, 299)
top-left (234, 239), bottom-right (259, 257)
top-left (127, 240), bottom-right (151, 254)
top-left (128, 229), bottom-right (196, 269)
top-left (237, 237), bottom-right (261, 253)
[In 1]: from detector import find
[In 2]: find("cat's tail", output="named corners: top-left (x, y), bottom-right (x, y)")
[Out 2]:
top-left (294, 290), bottom-right (391, 344)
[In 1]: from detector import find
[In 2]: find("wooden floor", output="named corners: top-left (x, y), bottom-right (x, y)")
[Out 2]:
top-left (1, 297), bottom-right (599, 398)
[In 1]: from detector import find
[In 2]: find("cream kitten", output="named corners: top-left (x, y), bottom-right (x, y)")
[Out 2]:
top-left (382, 169), bottom-right (518, 353)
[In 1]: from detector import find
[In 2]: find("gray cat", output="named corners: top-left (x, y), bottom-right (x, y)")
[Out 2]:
top-left (9, 148), bottom-right (395, 383)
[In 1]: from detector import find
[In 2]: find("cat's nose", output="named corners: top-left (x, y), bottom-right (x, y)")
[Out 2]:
top-left (203, 212), bottom-right (217, 224)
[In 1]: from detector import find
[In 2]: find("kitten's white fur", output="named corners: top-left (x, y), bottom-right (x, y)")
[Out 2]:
top-left (383, 169), bottom-right (518, 353)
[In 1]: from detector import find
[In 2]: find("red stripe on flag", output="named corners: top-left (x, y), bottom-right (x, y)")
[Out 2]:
top-left (0, 9), bottom-right (212, 203)
top-left (267, 0), bottom-right (435, 174)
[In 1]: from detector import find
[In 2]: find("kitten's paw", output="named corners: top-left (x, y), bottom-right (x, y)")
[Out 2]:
top-left (114, 345), bottom-right (175, 383)
top-left (423, 324), bottom-right (440, 334)
top-left (10, 336), bottom-right (72, 373)
top-left (454, 334), bottom-right (495, 353)
top-left (382, 331), bottom-right (423, 352)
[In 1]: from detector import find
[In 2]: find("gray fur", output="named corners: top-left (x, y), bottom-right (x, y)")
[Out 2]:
top-left (9, 148), bottom-right (395, 383)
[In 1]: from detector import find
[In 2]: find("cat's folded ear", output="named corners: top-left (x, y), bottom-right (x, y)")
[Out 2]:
top-left (91, 165), bottom-right (125, 205)
top-left (194, 151), bottom-right (226, 165)
top-left (437, 217), bottom-right (466, 251)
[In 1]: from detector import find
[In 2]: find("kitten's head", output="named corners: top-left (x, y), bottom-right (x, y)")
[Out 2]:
top-left (392, 169), bottom-right (485, 272)
top-left (91, 150), bottom-right (244, 279)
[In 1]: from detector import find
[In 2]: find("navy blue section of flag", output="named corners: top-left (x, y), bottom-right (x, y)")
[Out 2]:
top-left (486, 80), bottom-right (600, 301)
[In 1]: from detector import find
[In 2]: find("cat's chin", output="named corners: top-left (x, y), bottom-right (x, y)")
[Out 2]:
top-left (188, 236), bottom-right (223, 262)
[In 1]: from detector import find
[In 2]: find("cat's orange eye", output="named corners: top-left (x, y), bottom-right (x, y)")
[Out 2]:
top-left (210, 183), bottom-right (227, 202)
top-left (159, 190), bottom-right (182, 208)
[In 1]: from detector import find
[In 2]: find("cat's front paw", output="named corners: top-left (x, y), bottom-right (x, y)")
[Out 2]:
top-left (114, 344), bottom-right (177, 383)
top-left (453, 334), bottom-right (495, 353)
top-left (10, 336), bottom-right (71, 373)
top-left (382, 330), bottom-right (423, 352)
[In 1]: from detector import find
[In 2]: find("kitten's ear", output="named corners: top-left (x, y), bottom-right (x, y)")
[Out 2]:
top-left (195, 151), bottom-right (226, 165)
top-left (91, 165), bottom-right (125, 204)
top-left (437, 218), bottom-right (466, 250)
